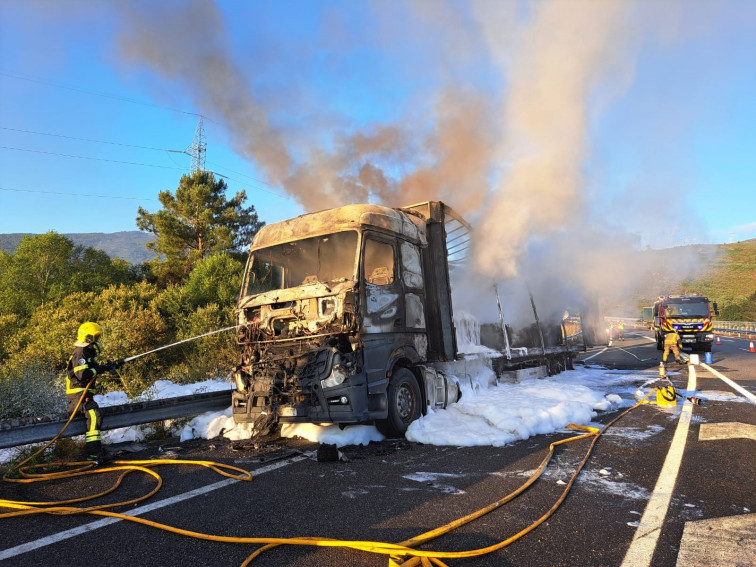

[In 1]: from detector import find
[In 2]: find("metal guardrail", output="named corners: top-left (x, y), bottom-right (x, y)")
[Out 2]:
top-left (0, 390), bottom-right (232, 450)
top-left (605, 317), bottom-right (756, 335)
top-left (712, 321), bottom-right (756, 335)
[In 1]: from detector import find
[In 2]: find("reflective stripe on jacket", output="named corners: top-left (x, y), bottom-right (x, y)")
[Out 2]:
top-left (66, 345), bottom-right (100, 395)
top-left (664, 332), bottom-right (681, 346)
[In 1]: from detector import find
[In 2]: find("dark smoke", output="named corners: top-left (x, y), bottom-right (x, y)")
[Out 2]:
top-left (111, 0), bottom-right (725, 324)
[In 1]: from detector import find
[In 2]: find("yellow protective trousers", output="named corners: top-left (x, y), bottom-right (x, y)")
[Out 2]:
top-left (67, 394), bottom-right (102, 456)
top-left (662, 344), bottom-right (681, 362)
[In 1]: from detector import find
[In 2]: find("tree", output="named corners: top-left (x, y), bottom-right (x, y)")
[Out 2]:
top-left (2, 282), bottom-right (171, 398)
top-left (157, 253), bottom-right (244, 320)
top-left (153, 254), bottom-right (243, 383)
top-left (136, 171), bottom-right (264, 285)
top-left (0, 232), bottom-right (134, 320)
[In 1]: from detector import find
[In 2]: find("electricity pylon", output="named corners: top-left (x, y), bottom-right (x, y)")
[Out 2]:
top-left (186, 116), bottom-right (207, 174)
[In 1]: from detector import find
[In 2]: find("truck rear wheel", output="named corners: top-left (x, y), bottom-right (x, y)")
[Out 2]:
top-left (377, 368), bottom-right (422, 438)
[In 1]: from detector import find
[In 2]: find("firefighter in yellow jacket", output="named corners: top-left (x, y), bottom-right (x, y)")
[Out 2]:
top-left (66, 322), bottom-right (123, 462)
top-left (662, 329), bottom-right (683, 364)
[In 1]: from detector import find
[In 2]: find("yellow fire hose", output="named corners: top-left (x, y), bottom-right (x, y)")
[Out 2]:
top-left (1, 382), bottom-right (661, 566)
top-left (1, 377), bottom-right (251, 509)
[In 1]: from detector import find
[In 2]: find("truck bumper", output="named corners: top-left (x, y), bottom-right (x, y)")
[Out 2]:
top-left (679, 332), bottom-right (714, 349)
top-left (231, 377), bottom-right (376, 425)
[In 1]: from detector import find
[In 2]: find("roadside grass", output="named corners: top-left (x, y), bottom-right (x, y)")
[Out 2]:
top-left (1, 438), bottom-right (85, 479)
top-left (0, 365), bottom-right (67, 420)
top-left (637, 239), bottom-right (756, 321)
top-left (682, 240), bottom-right (756, 320)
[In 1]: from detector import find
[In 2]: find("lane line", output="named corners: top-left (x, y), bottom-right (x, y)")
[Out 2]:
top-left (583, 347), bottom-right (607, 361)
top-left (0, 454), bottom-right (308, 560)
top-left (620, 365), bottom-right (697, 567)
top-left (699, 363), bottom-right (756, 404)
top-left (615, 347), bottom-right (654, 362)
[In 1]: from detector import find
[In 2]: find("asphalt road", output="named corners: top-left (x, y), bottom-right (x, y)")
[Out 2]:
top-left (1, 329), bottom-right (754, 567)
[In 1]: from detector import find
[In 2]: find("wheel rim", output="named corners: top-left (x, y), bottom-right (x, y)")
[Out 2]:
top-left (396, 384), bottom-right (416, 421)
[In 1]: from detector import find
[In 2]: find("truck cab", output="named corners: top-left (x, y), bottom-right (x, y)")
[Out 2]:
top-left (232, 202), bottom-right (464, 436)
top-left (653, 294), bottom-right (718, 352)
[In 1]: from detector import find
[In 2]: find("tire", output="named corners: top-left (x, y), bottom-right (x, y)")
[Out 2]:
top-left (656, 333), bottom-right (663, 351)
top-left (376, 368), bottom-right (422, 438)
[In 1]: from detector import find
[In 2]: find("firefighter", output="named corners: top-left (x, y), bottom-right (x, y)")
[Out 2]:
top-left (617, 320), bottom-right (625, 341)
top-left (66, 322), bottom-right (123, 462)
top-left (662, 328), bottom-right (683, 364)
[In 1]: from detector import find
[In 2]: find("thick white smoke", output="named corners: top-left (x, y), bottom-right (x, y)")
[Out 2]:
top-left (109, 0), bottom-right (726, 322)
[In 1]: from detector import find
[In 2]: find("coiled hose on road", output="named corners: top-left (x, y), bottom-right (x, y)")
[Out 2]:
top-left (1, 378), bottom-right (660, 566)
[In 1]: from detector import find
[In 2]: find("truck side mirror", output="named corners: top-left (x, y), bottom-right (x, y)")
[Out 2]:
top-left (713, 302), bottom-right (719, 316)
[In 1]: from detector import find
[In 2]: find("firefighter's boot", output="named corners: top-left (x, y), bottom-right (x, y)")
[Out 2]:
top-left (86, 440), bottom-right (103, 461)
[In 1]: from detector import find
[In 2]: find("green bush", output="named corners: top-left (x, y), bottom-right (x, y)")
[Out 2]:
top-left (0, 363), bottom-right (66, 420)
top-left (0, 250), bottom-right (245, 418)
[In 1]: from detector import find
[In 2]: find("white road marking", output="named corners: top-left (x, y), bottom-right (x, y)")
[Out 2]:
top-left (583, 347), bottom-right (608, 361)
top-left (699, 422), bottom-right (756, 441)
top-left (620, 365), bottom-right (697, 567)
top-left (676, 513), bottom-right (756, 566)
top-left (699, 362), bottom-right (756, 404)
top-left (0, 454), bottom-right (308, 560)
top-left (615, 347), bottom-right (654, 362)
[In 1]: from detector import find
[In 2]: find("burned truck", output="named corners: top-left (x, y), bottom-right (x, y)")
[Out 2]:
top-left (232, 201), bottom-right (573, 436)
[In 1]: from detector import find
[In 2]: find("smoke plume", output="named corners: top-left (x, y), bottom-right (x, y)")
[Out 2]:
top-left (111, 0), bottom-right (725, 324)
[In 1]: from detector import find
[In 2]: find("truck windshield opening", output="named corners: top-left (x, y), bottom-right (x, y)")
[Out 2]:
top-left (245, 231), bottom-right (358, 295)
top-left (665, 302), bottom-right (709, 317)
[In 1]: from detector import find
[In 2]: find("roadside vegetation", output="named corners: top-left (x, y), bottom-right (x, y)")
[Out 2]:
top-left (681, 240), bottom-right (756, 321)
top-left (2, 171), bottom-right (753, 420)
top-left (0, 171), bottom-right (264, 420)
top-left (637, 239), bottom-right (756, 321)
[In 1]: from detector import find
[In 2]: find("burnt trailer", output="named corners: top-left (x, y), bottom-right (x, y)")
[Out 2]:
top-left (232, 201), bottom-right (574, 437)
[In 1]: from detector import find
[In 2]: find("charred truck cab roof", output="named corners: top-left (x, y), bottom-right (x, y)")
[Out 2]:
top-left (249, 204), bottom-right (426, 248)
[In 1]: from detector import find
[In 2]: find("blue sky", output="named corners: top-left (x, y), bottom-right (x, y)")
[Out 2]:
top-left (1, 0), bottom-right (754, 253)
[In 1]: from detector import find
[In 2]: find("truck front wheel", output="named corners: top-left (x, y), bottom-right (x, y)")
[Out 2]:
top-left (377, 368), bottom-right (422, 438)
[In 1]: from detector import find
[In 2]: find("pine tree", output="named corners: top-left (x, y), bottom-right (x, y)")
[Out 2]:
top-left (136, 171), bottom-right (263, 285)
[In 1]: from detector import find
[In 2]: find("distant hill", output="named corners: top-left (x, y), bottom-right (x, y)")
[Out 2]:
top-left (623, 239), bottom-right (756, 321)
top-left (676, 239), bottom-right (756, 321)
top-left (0, 231), bottom-right (154, 264)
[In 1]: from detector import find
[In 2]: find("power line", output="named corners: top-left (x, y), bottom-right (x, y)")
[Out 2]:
top-left (0, 186), bottom-right (158, 201)
top-left (210, 170), bottom-right (288, 199)
top-left (1, 127), bottom-right (284, 197)
top-left (0, 71), bottom-right (293, 195)
top-left (1, 125), bottom-right (290, 200)
top-left (1, 142), bottom-right (287, 198)
top-left (0, 70), bottom-right (204, 119)
top-left (0, 126), bottom-right (179, 153)
top-left (206, 160), bottom-right (275, 189)
top-left (0, 145), bottom-right (186, 170)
